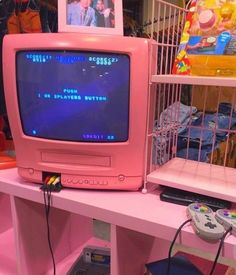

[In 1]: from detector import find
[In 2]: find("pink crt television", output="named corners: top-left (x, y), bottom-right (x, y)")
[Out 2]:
top-left (3, 33), bottom-right (154, 190)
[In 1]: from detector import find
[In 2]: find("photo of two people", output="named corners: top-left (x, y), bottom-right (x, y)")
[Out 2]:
top-left (67, 0), bottom-right (115, 28)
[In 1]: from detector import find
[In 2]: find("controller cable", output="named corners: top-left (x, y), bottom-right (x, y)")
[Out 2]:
top-left (167, 218), bottom-right (192, 275)
top-left (209, 226), bottom-right (232, 275)
top-left (167, 219), bottom-right (232, 275)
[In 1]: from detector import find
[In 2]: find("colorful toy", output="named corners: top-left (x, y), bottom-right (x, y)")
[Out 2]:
top-left (173, 0), bottom-right (236, 76)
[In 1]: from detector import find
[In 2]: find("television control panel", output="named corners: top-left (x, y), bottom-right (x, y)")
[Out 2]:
top-left (18, 167), bottom-right (142, 190)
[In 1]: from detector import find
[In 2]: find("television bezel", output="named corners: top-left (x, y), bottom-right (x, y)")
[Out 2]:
top-left (3, 33), bottom-right (153, 190)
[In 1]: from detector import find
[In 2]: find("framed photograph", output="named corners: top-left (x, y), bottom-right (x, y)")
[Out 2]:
top-left (58, 0), bottom-right (123, 35)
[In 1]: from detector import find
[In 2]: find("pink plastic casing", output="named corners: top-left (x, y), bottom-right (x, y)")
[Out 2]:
top-left (3, 33), bottom-right (154, 190)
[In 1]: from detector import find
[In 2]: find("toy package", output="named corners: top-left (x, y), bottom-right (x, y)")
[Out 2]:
top-left (173, 0), bottom-right (236, 76)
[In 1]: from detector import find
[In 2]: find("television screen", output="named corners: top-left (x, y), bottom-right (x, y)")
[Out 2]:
top-left (16, 50), bottom-right (130, 142)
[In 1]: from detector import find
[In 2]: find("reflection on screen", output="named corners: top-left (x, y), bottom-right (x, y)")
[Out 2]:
top-left (16, 51), bottom-right (130, 142)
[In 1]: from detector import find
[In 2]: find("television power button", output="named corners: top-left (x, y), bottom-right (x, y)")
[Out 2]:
top-left (28, 168), bottom-right (34, 175)
top-left (118, 175), bottom-right (125, 182)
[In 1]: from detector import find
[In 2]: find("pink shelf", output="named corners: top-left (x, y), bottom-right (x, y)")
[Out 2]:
top-left (147, 158), bottom-right (236, 203)
top-left (0, 168), bottom-right (236, 261)
top-left (0, 193), bottom-right (12, 233)
top-left (46, 237), bottom-right (110, 275)
top-left (0, 228), bottom-right (17, 275)
top-left (151, 74), bottom-right (236, 87)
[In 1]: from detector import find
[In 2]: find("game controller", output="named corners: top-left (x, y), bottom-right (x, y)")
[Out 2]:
top-left (187, 203), bottom-right (225, 241)
top-left (215, 209), bottom-right (236, 237)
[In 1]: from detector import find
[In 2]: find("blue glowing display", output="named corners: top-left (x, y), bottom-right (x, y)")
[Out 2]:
top-left (16, 51), bottom-right (130, 142)
top-left (82, 134), bottom-right (115, 141)
top-left (88, 56), bottom-right (118, 66)
top-left (37, 91), bottom-right (107, 102)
